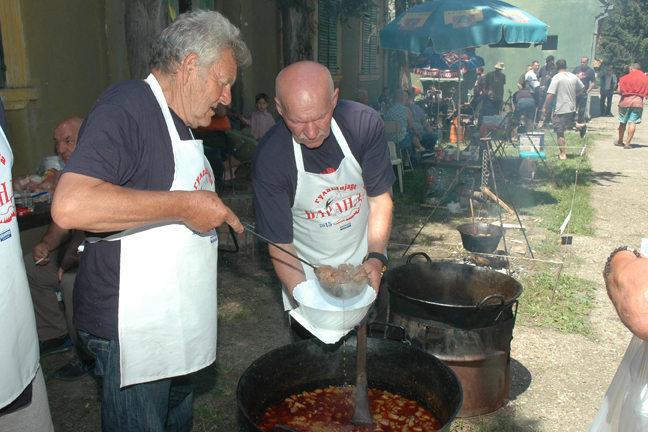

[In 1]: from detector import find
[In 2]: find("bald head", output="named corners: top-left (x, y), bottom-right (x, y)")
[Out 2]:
top-left (275, 61), bottom-right (339, 148)
top-left (54, 117), bottom-right (83, 163)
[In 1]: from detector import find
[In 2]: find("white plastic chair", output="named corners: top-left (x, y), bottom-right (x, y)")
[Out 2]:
top-left (388, 140), bottom-right (403, 194)
top-left (384, 120), bottom-right (413, 173)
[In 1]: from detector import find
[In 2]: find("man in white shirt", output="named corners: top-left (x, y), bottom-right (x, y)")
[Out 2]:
top-left (525, 60), bottom-right (541, 115)
top-left (542, 59), bottom-right (587, 160)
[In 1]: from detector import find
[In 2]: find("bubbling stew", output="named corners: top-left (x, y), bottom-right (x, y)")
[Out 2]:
top-left (258, 386), bottom-right (442, 432)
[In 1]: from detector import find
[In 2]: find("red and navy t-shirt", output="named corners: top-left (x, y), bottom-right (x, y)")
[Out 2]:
top-left (572, 66), bottom-right (596, 90)
top-left (251, 100), bottom-right (395, 245)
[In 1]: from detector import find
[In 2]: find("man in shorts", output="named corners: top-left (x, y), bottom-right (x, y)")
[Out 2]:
top-left (542, 59), bottom-right (587, 160)
top-left (615, 63), bottom-right (648, 149)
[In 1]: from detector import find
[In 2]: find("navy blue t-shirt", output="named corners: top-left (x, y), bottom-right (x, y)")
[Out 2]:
top-left (572, 66), bottom-right (596, 90)
top-left (64, 79), bottom-right (191, 340)
top-left (252, 100), bottom-right (395, 244)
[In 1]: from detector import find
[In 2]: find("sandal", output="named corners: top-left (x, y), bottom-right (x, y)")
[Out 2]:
top-left (614, 140), bottom-right (624, 147)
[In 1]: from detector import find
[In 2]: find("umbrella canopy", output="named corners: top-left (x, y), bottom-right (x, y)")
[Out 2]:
top-left (411, 47), bottom-right (484, 78)
top-left (379, 0), bottom-right (548, 54)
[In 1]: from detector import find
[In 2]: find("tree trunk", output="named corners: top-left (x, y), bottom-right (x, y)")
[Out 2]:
top-left (125, 0), bottom-right (168, 79)
top-left (280, 0), bottom-right (313, 67)
top-left (394, 0), bottom-right (411, 90)
top-left (397, 50), bottom-right (411, 90)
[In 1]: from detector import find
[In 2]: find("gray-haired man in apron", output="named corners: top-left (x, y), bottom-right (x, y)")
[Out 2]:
top-left (51, 11), bottom-right (250, 431)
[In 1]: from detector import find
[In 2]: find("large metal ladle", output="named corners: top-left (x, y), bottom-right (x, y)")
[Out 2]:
top-left (243, 226), bottom-right (366, 299)
top-left (351, 318), bottom-right (373, 427)
top-left (243, 227), bottom-right (317, 270)
top-left (244, 227), bottom-right (374, 426)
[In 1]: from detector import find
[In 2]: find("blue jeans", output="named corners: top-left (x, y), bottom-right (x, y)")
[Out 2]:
top-left (79, 331), bottom-right (194, 432)
top-left (419, 131), bottom-right (438, 152)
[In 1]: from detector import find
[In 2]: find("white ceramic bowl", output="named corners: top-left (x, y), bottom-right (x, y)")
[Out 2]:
top-left (293, 279), bottom-right (376, 331)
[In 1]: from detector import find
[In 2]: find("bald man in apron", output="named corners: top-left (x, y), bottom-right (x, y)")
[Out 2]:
top-left (51, 11), bottom-right (250, 431)
top-left (252, 61), bottom-right (395, 340)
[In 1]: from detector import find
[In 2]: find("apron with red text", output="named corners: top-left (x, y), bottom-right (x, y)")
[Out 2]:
top-left (116, 74), bottom-right (219, 387)
top-left (0, 126), bottom-right (40, 407)
top-left (283, 118), bottom-right (369, 310)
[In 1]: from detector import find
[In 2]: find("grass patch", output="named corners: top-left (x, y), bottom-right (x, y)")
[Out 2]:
top-left (192, 404), bottom-right (233, 432)
top-left (217, 302), bottom-right (249, 321)
top-left (210, 382), bottom-right (234, 397)
top-left (215, 363), bottom-right (233, 375)
top-left (517, 269), bottom-right (597, 337)
top-left (507, 131), bottom-right (594, 235)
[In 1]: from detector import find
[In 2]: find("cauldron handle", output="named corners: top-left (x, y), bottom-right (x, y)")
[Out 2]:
top-left (476, 294), bottom-right (505, 309)
top-left (368, 322), bottom-right (406, 341)
top-left (274, 425), bottom-right (304, 432)
top-left (406, 252), bottom-right (431, 264)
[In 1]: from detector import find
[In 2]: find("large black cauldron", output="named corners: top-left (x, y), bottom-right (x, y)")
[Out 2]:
top-left (382, 253), bottom-right (523, 417)
top-left (237, 336), bottom-right (462, 431)
top-left (383, 253), bottom-right (522, 330)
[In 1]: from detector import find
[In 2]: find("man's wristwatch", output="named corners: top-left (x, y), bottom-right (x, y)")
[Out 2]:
top-left (363, 252), bottom-right (388, 276)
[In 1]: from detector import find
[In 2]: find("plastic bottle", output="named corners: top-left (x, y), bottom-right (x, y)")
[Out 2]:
top-left (425, 167), bottom-right (445, 204)
top-left (424, 167), bottom-right (437, 204)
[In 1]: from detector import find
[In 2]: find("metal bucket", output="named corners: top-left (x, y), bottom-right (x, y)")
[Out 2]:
top-left (382, 253), bottom-right (521, 417)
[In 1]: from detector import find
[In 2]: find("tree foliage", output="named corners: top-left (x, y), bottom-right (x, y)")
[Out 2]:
top-left (598, 0), bottom-right (648, 75)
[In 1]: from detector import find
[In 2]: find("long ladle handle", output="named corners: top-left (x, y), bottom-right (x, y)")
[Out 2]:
top-left (244, 227), bottom-right (317, 270)
top-left (351, 320), bottom-right (373, 427)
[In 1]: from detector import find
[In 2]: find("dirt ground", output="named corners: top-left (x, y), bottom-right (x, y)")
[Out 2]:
top-left (41, 95), bottom-right (645, 431)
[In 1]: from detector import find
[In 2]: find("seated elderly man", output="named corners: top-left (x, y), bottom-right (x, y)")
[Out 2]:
top-left (408, 89), bottom-right (439, 153)
top-left (23, 117), bottom-right (94, 381)
top-left (385, 90), bottom-right (435, 164)
top-left (355, 89), bottom-right (370, 106)
top-left (194, 104), bottom-right (257, 190)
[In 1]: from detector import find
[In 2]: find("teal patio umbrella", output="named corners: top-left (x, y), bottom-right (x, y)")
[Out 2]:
top-left (380, 0), bottom-right (547, 152)
top-left (379, 0), bottom-right (548, 54)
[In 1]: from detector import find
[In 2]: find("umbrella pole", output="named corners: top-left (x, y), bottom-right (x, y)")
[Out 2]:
top-left (437, 77), bottom-right (441, 141)
top-left (457, 50), bottom-right (462, 159)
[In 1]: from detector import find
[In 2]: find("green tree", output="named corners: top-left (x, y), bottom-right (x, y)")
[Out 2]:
top-left (598, 0), bottom-right (648, 75)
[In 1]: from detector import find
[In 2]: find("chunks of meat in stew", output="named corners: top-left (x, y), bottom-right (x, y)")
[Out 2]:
top-left (258, 386), bottom-right (442, 432)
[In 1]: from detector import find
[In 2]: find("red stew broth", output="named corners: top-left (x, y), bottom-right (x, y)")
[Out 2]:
top-left (258, 386), bottom-right (442, 432)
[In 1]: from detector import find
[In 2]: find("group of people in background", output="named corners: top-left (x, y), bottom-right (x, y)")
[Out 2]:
top-left (471, 55), bottom-right (648, 158)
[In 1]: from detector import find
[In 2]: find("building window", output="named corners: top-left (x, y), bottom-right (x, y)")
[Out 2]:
top-left (542, 35), bottom-right (558, 51)
top-left (361, 3), bottom-right (378, 75)
top-left (318, 0), bottom-right (339, 75)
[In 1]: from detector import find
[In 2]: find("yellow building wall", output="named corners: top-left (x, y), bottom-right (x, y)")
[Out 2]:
top-left (3, 0), bottom-right (129, 176)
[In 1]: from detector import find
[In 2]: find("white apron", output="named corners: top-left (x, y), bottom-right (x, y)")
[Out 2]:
top-left (283, 118), bottom-right (369, 310)
top-left (587, 336), bottom-right (648, 432)
top-left (116, 74), bottom-right (219, 387)
top-left (0, 126), bottom-right (40, 407)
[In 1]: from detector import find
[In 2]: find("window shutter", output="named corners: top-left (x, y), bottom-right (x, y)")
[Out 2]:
top-left (361, 4), bottom-right (378, 75)
top-left (318, 0), bottom-right (338, 75)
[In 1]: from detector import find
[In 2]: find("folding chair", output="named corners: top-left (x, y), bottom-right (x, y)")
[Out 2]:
top-left (388, 140), bottom-right (403, 194)
top-left (384, 120), bottom-right (413, 173)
